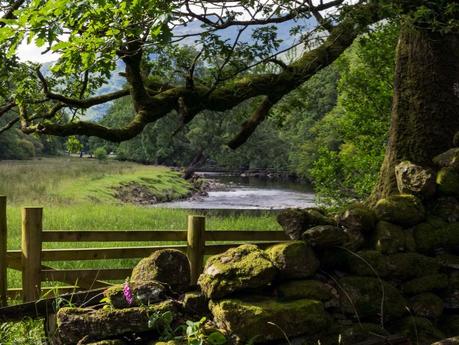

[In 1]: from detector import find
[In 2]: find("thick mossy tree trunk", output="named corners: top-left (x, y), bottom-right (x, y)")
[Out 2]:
top-left (371, 24), bottom-right (459, 202)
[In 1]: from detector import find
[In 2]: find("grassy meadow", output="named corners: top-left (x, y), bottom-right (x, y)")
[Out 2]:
top-left (1, 157), bottom-right (280, 290)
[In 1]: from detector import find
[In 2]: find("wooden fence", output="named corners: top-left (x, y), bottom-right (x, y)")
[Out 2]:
top-left (0, 196), bottom-right (288, 304)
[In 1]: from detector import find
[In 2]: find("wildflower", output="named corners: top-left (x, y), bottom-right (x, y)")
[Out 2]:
top-left (123, 281), bottom-right (134, 305)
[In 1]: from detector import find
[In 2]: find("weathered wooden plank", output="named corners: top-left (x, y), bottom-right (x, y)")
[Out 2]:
top-left (42, 268), bottom-right (132, 282)
top-left (0, 287), bottom-right (106, 322)
top-left (204, 241), bottom-right (284, 255)
top-left (0, 196), bottom-right (7, 307)
top-left (42, 230), bottom-right (187, 242)
top-left (187, 216), bottom-right (205, 284)
top-left (205, 230), bottom-right (288, 242)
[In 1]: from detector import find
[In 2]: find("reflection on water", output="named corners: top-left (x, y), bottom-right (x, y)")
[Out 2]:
top-left (159, 172), bottom-right (316, 210)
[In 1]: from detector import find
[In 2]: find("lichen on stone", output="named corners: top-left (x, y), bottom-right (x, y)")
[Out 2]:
top-left (374, 194), bottom-right (425, 226)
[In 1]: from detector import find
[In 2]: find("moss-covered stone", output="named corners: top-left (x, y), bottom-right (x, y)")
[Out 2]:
top-left (374, 221), bottom-right (407, 254)
top-left (182, 291), bottom-right (209, 315)
top-left (338, 276), bottom-right (407, 320)
top-left (431, 197), bottom-right (459, 223)
top-left (131, 249), bottom-right (190, 292)
top-left (433, 148), bottom-right (459, 169)
top-left (409, 293), bottom-right (444, 319)
top-left (345, 251), bottom-right (440, 279)
top-left (402, 274), bottom-right (449, 295)
top-left (337, 204), bottom-right (376, 233)
top-left (53, 300), bottom-right (179, 345)
top-left (265, 241), bottom-right (319, 279)
top-left (390, 317), bottom-right (444, 345)
top-left (414, 222), bottom-right (459, 253)
top-left (103, 281), bottom-right (167, 309)
top-left (437, 167), bottom-right (459, 197)
top-left (395, 161), bottom-right (436, 198)
top-left (210, 296), bottom-right (329, 343)
top-left (374, 194), bottom-right (425, 226)
top-left (275, 280), bottom-right (334, 301)
top-left (277, 208), bottom-right (334, 240)
top-left (198, 244), bottom-right (277, 299)
top-left (302, 225), bottom-right (349, 249)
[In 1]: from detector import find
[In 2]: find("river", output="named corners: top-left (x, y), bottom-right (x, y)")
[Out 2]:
top-left (160, 172), bottom-right (316, 209)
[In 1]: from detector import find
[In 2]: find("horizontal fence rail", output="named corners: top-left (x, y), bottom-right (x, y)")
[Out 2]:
top-left (0, 196), bottom-right (290, 303)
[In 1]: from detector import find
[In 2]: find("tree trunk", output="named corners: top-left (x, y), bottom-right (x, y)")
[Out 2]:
top-left (371, 24), bottom-right (459, 202)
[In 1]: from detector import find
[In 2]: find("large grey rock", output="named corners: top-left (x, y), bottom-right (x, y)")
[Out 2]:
top-left (395, 161), bottom-right (436, 198)
top-left (198, 244), bottom-right (277, 299)
top-left (210, 296), bottom-right (329, 343)
top-left (131, 249), bottom-right (190, 292)
top-left (277, 208), bottom-right (333, 240)
top-left (266, 241), bottom-right (319, 279)
top-left (302, 225), bottom-right (349, 249)
top-left (374, 194), bottom-right (425, 226)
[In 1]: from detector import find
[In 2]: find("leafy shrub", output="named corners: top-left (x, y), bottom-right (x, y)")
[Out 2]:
top-left (94, 147), bottom-right (108, 161)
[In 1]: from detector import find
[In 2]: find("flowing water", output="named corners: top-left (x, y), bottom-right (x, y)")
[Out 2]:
top-left (160, 172), bottom-right (316, 209)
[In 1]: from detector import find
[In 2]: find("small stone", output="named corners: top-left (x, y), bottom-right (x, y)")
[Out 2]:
top-left (210, 296), bottom-right (329, 343)
top-left (266, 241), bottom-right (319, 279)
top-left (431, 197), bottom-right (459, 223)
top-left (131, 249), bottom-right (190, 292)
top-left (302, 225), bottom-right (349, 249)
top-left (395, 161), bottom-right (436, 198)
top-left (437, 167), bottom-right (459, 197)
top-left (409, 293), bottom-right (444, 319)
top-left (401, 274), bottom-right (449, 295)
top-left (374, 194), bottom-right (425, 226)
top-left (103, 281), bottom-right (168, 308)
top-left (277, 208), bottom-right (334, 240)
top-left (182, 291), bottom-right (209, 315)
top-left (198, 244), bottom-right (277, 299)
top-left (433, 148), bottom-right (459, 169)
top-left (391, 317), bottom-right (444, 345)
top-left (374, 221), bottom-right (407, 254)
top-left (337, 204), bottom-right (376, 233)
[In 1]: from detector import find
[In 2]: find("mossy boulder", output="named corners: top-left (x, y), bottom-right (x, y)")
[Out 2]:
top-left (437, 167), bottom-right (459, 197)
top-left (409, 293), bottom-right (444, 319)
top-left (431, 197), bottom-right (459, 223)
top-left (302, 225), bottom-right (349, 249)
top-left (433, 148), bottom-right (459, 169)
top-left (395, 161), bottom-right (436, 198)
top-left (338, 276), bottom-right (407, 320)
top-left (131, 249), bottom-right (190, 292)
top-left (390, 317), bottom-right (444, 345)
top-left (266, 241), bottom-right (319, 279)
top-left (374, 221), bottom-right (407, 254)
top-left (210, 296), bottom-right (329, 343)
top-left (198, 244), bottom-right (277, 299)
top-left (414, 222), bottom-right (459, 253)
top-left (401, 274), bottom-right (449, 295)
top-left (275, 280), bottom-right (334, 301)
top-left (103, 281), bottom-right (168, 309)
top-left (277, 208), bottom-right (333, 240)
top-left (337, 204), bottom-right (376, 233)
top-left (53, 300), bottom-right (179, 345)
top-left (374, 194), bottom-right (425, 226)
top-left (345, 251), bottom-right (440, 279)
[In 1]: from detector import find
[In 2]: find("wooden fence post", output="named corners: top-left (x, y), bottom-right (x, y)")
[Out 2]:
top-left (21, 207), bottom-right (43, 302)
top-left (187, 215), bottom-right (205, 285)
top-left (0, 196), bottom-right (7, 306)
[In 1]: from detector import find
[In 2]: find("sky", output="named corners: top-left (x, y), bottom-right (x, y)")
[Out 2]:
top-left (16, 0), bottom-right (353, 63)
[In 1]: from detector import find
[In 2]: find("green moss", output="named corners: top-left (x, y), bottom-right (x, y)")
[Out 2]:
top-left (198, 244), bottom-right (277, 299)
top-left (276, 280), bottom-right (334, 301)
top-left (437, 167), bottom-right (459, 197)
top-left (402, 274), bottom-right (448, 295)
top-left (210, 296), bottom-right (329, 343)
top-left (409, 293), bottom-right (444, 319)
top-left (103, 281), bottom-right (166, 309)
top-left (374, 194), bottom-right (425, 226)
top-left (338, 204), bottom-right (376, 233)
top-left (374, 221), bottom-right (407, 254)
top-left (338, 276), bottom-right (407, 320)
top-left (265, 241), bottom-right (319, 279)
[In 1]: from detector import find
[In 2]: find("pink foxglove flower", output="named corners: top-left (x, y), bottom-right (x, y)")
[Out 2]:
top-left (123, 281), bottom-right (134, 305)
